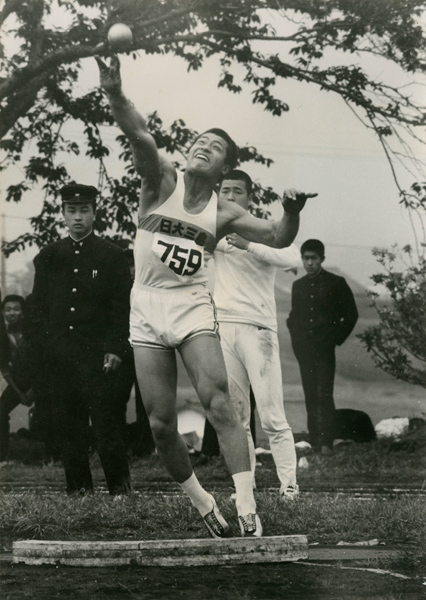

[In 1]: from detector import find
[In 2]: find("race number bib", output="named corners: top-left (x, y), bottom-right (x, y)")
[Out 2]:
top-left (152, 233), bottom-right (204, 278)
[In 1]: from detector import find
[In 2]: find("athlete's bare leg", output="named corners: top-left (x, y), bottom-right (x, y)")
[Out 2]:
top-left (134, 338), bottom-right (260, 535)
top-left (133, 344), bottom-right (233, 538)
top-left (133, 339), bottom-right (251, 478)
top-left (133, 346), bottom-right (193, 483)
top-left (179, 334), bottom-right (251, 475)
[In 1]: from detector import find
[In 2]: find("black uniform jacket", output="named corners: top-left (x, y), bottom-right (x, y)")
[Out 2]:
top-left (0, 291), bottom-right (11, 376)
top-left (28, 233), bottom-right (132, 360)
top-left (287, 268), bottom-right (358, 347)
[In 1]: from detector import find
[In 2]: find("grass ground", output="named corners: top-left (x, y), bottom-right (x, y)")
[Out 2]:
top-left (1, 433), bottom-right (425, 488)
top-left (1, 434), bottom-right (425, 599)
top-left (1, 488), bottom-right (425, 599)
top-left (1, 489), bottom-right (425, 548)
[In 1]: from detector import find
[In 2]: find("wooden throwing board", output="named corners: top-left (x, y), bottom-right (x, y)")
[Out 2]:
top-left (13, 535), bottom-right (308, 567)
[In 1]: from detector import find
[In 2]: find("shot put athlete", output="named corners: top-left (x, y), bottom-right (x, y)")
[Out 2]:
top-left (96, 54), bottom-right (316, 538)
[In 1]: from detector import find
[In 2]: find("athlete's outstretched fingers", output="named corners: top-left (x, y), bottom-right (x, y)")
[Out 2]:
top-left (110, 54), bottom-right (120, 69)
top-left (282, 188), bottom-right (318, 214)
top-left (94, 55), bottom-right (107, 70)
top-left (283, 187), bottom-right (296, 200)
top-left (283, 188), bottom-right (318, 200)
top-left (95, 54), bottom-right (122, 93)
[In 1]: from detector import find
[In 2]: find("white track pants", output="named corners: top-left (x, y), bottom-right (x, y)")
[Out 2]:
top-left (220, 321), bottom-right (297, 489)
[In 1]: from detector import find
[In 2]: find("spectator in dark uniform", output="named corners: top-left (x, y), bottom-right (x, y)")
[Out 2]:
top-left (113, 248), bottom-right (155, 458)
top-left (27, 183), bottom-right (132, 495)
top-left (123, 248), bottom-right (155, 457)
top-left (287, 239), bottom-right (358, 454)
top-left (0, 294), bottom-right (32, 463)
top-left (22, 293), bottom-right (61, 463)
top-left (0, 292), bottom-right (9, 372)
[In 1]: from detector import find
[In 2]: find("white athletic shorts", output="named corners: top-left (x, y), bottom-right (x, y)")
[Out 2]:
top-left (130, 283), bottom-right (218, 350)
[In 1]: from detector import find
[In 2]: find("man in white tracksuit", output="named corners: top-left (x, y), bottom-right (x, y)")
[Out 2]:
top-left (213, 170), bottom-right (301, 500)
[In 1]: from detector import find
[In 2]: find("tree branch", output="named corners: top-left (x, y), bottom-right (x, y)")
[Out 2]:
top-left (0, 44), bottom-right (97, 101)
top-left (0, 0), bottom-right (21, 28)
top-left (27, 0), bottom-right (45, 67)
top-left (0, 72), bottom-right (50, 139)
top-left (196, 37), bottom-right (426, 126)
top-left (132, 3), bottom-right (199, 29)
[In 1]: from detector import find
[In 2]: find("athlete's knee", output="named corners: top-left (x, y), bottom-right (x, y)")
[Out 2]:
top-left (206, 395), bottom-right (238, 431)
top-left (148, 414), bottom-right (177, 446)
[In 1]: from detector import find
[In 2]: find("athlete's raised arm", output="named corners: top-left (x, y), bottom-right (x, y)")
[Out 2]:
top-left (95, 55), bottom-right (176, 204)
top-left (217, 188), bottom-right (317, 248)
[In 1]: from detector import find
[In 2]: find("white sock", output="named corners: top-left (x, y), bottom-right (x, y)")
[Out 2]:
top-left (179, 472), bottom-right (213, 517)
top-left (232, 471), bottom-right (256, 516)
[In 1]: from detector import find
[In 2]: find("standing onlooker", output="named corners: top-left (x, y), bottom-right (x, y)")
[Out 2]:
top-left (28, 183), bottom-right (132, 495)
top-left (24, 293), bottom-right (61, 463)
top-left (213, 170), bottom-right (301, 500)
top-left (287, 239), bottom-right (358, 454)
top-left (114, 248), bottom-right (155, 458)
top-left (0, 295), bottom-right (30, 463)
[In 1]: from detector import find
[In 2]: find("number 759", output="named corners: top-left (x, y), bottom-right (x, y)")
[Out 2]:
top-left (157, 241), bottom-right (202, 276)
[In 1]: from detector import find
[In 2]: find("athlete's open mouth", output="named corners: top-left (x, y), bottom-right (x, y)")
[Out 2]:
top-left (194, 153), bottom-right (209, 161)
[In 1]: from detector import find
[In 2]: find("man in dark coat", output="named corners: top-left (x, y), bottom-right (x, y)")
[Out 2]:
top-left (287, 239), bottom-right (358, 454)
top-left (113, 248), bottom-right (155, 458)
top-left (28, 183), bottom-right (132, 495)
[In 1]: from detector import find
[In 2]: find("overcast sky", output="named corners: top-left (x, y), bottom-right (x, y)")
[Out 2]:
top-left (2, 11), bottom-right (425, 292)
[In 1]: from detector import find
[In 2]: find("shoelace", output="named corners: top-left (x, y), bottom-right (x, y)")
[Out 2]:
top-left (239, 514), bottom-right (255, 533)
top-left (205, 509), bottom-right (224, 534)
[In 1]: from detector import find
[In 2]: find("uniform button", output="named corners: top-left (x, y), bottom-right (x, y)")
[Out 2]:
top-left (311, 295), bottom-right (314, 298)
top-left (69, 326), bottom-right (74, 330)
top-left (74, 268), bottom-right (78, 273)
top-left (72, 288), bottom-right (77, 293)
top-left (310, 319), bottom-right (313, 322)
top-left (75, 250), bottom-right (80, 255)
top-left (70, 307), bottom-right (75, 312)
top-left (310, 307), bottom-right (314, 311)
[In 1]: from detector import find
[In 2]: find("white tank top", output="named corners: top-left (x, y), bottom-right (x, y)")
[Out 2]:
top-left (134, 171), bottom-right (217, 289)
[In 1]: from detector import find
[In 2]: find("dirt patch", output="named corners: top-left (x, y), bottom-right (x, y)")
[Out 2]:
top-left (1, 562), bottom-right (423, 600)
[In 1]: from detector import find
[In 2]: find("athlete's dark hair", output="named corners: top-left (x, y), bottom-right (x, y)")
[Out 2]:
top-left (2, 294), bottom-right (25, 310)
top-left (218, 169), bottom-right (253, 195)
top-left (194, 128), bottom-right (239, 169)
top-left (301, 239), bottom-right (325, 258)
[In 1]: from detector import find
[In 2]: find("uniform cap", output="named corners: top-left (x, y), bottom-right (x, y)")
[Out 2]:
top-left (60, 184), bottom-right (98, 204)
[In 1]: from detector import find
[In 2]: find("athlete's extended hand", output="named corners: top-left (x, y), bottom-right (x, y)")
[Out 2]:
top-left (226, 233), bottom-right (249, 250)
top-left (282, 188), bottom-right (318, 215)
top-left (95, 54), bottom-right (122, 95)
